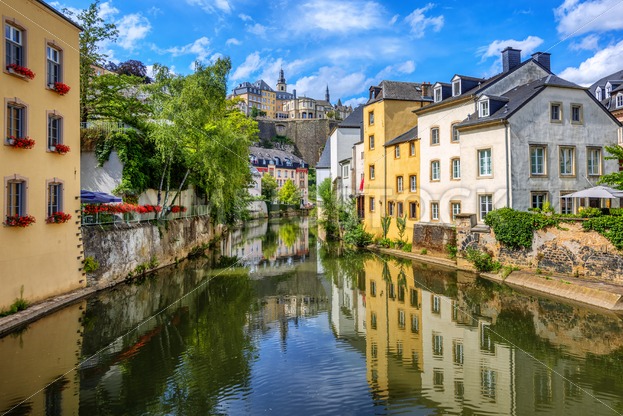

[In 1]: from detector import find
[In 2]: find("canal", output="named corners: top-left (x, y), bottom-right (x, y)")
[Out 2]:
top-left (2, 218), bottom-right (623, 415)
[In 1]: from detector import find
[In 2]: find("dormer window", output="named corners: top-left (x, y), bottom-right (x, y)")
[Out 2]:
top-left (606, 85), bottom-right (612, 98)
top-left (479, 99), bottom-right (490, 117)
top-left (617, 94), bottom-right (623, 109)
top-left (434, 86), bottom-right (442, 103)
top-left (596, 87), bottom-right (602, 101)
top-left (452, 79), bottom-right (461, 97)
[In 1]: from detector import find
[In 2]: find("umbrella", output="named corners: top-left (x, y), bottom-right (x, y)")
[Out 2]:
top-left (561, 185), bottom-right (623, 199)
top-left (80, 190), bottom-right (122, 203)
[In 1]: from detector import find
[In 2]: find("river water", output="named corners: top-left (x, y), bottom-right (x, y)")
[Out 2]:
top-left (2, 218), bottom-right (623, 415)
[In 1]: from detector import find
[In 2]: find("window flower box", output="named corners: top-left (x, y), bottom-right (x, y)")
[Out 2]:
top-left (50, 82), bottom-right (70, 95)
top-left (5, 214), bottom-right (36, 227)
top-left (170, 205), bottom-right (187, 213)
top-left (51, 143), bottom-right (70, 154)
top-left (46, 211), bottom-right (71, 224)
top-left (6, 63), bottom-right (35, 80)
top-left (7, 136), bottom-right (35, 149)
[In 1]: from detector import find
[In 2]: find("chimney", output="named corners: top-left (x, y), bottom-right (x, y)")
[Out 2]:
top-left (421, 82), bottom-right (432, 98)
top-left (531, 52), bottom-right (551, 72)
top-left (502, 47), bottom-right (521, 72)
top-left (293, 89), bottom-right (297, 99)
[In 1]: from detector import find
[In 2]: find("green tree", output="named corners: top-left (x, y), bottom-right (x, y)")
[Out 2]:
top-left (598, 144), bottom-right (623, 190)
top-left (278, 179), bottom-right (300, 205)
top-left (261, 173), bottom-right (278, 203)
top-left (318, 178), bottom-right (339, 240)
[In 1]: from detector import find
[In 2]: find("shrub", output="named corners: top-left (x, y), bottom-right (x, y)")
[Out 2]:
top-left (579, 207), bottom-right (602, 218)
top-left (446, 244), bottom-right (457, 259)
top-left (84, 256), bottom-right (99, 273)
top-left (583, 216), bottom-right (623, 249)
top-left (344, 223), bottom-right (374, 247)
top-left (381, 216), bottom-right (392, 239)
top-left (464, 247), bottom-right (501, 273)
top-left (377, 238), bottom-right (391, 248)
top-left (402, 243), bottom-right (412, 252)
top-left (420, 248), bottom-right (428, 255)
top-left (485, 208), bottom-right (558, 249)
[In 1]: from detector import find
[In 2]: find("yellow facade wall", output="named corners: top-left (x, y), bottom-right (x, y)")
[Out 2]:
top-left (0, 0), bottom-right (84, 309)
top-left (363, 99), bottom-right (426, 239)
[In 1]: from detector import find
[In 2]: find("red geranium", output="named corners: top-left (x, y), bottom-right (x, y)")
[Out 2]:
top-left (54, 143), bottom-right (70, 154)
top-left (170, 205), bottom-right (187, 213)
top-left (7, 63), bottom-right (35, 80)
top-left (46, 212), bottom-right (72, 224)
top-left (53, 82), bottom-right (70, 95)
top-left (7, 136), bottom-right (35, 149)
top-left (83, 203), bottom-right (162, 215)
top-left (5, 214), bottom-right (36, 227)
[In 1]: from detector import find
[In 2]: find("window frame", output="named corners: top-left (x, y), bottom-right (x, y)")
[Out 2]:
top-left (5, 22), bottom-right (25, 68)
top-left (479, 194), bottom-right (493, 222)
top-left (46, 43), bottom-right (63, 86)
top-left (369, 197), bottom-right (375, 212)
top-left (369, 134), bottom-right (375, 150)
top-left (397, 201), bottom-right (403, 217)
top-left (409, 175), bottom-right (417, 192)
top-left (479, 99), bottom-right (490, 117)
top-left (587, 147), bottom-right (602, 176)
top-left (430, 160), bottom-right (440, 181)
top-left (550, 102), bottom-right (562, 123)
top-left (452, 79), bottom-right (461, 97)
top-left (396, 176), bottom-right (404, 193)
top-left (369, 164), bottom-right (375, 180)
top-left (368, 111), bottom-right (374, 126)
top-left (409, 141), bottom-right (416, 156)
top-left (559, 146), bottom-right (576, 177)
top-left (47, 111), bottom-right (63, 149)
top-left (570, 103), bottom-right (583, 124)
top-left (617, 94), bottom-right (623, 109)
top-left (409, 201), bottom-right (417, 219)
top-left (477, 148), bottom-right (492, 178)
top-left (430, 201), bottom-right (439, 221)
top-left (6, 99), bottom-right (27, 140)
top-left (46, 180), bottom-right (64, 217)
top-left (394, 144), bottom-right (400, 159)
top-left (451, 158), bottom-right (461, 180)
top-left (560, 191), bottom-right (574, 215)
top-left (434, 86), bottom-right (442, 103)
top-left (430, 127), bottom-right (440, 146)
top-left (5, 175), bottom-right (29, 217)
top-left (451, 123), bottom-right (460, 143)
top-left (529, 145), bottom-right (547, 177)
top-left (450, 201), bottom-right (461, 221)
top-left (531, 191), bottom-right (548, 210)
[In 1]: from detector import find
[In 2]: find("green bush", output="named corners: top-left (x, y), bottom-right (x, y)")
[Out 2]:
top-left (583, 216), bottom-right (623, 249)
top-left (377, 238), bottom-right (391, 248)
top-left (420, 248), bottom-right (428, 255)
top-left (402, 243), bottom-right (412, 252)
top-left (465, 247), bottom-right (501, 273)
top-left (445, 244), bottom-right (457, 259)
top-left (344, 223), bottom-right (374, 247)
top-left (579, 207), bottom-right (603, 218)
top-left (84, 256), bottom-right (99, 273)
top-left (485, 208), bottom-right (558, 249)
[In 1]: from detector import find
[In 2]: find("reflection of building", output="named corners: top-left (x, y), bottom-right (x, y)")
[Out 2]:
top-left (329, 267), bottom-right (366, 339)
top-left (0, 0), bottom-right (84, 310)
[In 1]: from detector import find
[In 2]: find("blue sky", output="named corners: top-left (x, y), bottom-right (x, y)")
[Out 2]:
top-left (51, 0), bottom-right (623, 107)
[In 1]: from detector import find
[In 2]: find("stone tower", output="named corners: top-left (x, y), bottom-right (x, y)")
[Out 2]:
top-left (325, 84), bottom-right (330, 104)
top-left (277, 68), bottom-right (287, 92)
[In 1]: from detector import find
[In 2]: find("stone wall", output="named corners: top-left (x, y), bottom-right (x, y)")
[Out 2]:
top-left (82, 216), bottom-right (223, 289)
top-left (412, 223), bottom-right (456, 252)
top-left (455, 213), bottom-right (623, 284)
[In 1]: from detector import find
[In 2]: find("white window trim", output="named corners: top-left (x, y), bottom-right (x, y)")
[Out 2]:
top-left (452, 79), bottom-right (461, 97)
top-left (479, 99), bottom-right (490, 118)
top-left (434, 86), bottom-right (442, 103)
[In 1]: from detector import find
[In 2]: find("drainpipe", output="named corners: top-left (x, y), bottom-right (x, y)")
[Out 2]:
top-left (505, 122), bottom-right (511, 207)
top-left (384, 145), bottom-right (387, 215)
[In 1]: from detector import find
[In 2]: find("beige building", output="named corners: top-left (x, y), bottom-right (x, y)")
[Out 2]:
top-left (1, 0), bottom-right (84, 310)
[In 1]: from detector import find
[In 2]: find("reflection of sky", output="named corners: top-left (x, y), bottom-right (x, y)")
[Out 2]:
top-left (218, 313), bottom-right (380, 416)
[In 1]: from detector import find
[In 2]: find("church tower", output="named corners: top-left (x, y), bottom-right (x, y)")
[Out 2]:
top-left (325, 85), bottom-right (330, 104)
top-left (277, 68), bottom-right (287, 92)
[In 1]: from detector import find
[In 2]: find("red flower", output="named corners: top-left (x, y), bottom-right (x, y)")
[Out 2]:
top-left (7, 136), bottom-right (35, 149)
top-left (53, 82), bottom-right (70, 95)
top-left (5, 214), bottom-right (36, 227)
top-left (6, 63), bottom-right (35, 80)
top-left (46, 212), bottom-right (72, 224)
top-left (53, 143), bottom-right (70, 154)
top-left (170, 205), bottom-right (187, 213)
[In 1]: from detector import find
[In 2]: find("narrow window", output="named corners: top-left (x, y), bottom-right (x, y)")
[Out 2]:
top-left (47, 45), bottom-right (61, 85)
top-left (559, 147), bottom-right (575, 176)
top-left (48, 182), bottom-right (63, 216)
top-left (479, 194), bottom-right (493, 221)
top-left (369, 197), bottom-right (375, 212)
top-left (6, 103), bottom-right (25, 139)
top-left (409, 175), bottom-right (417, 192)
top-left (409, 202), bottom-right (417, 219)
top-left (7, 180), bottom-right (26, 216)
top-left (451, 202), bottom-right (461, 220)
top-left (369, 164), bottom-right (375, 180)
top-left (479, 100), bottom-right (489, 117)
top-left (587, 148), bottom-right (602, 176)
top-left (431, 127), bottom-right (440, 145)
top-left (431, 160), bottom-right (440, 181)
top-left (396, 176), bottom-right (403, 193)
top-left (550, 103), bottom-right (562, 122)
top-left (434, 87), bottom-right (442, 102)
top-left (451, 158), bottom-right (461, 180)
top-left (530, 145), bottom-right (547, 176)
top-left (571, 104), bottom-right (583, 124)
top-left (48, 114), bottom-right (62, 148)
top-left (560, 192), bottom-right (574, 214)
top-left (531, 192), bottom-right (548, 210)
top-left (478, 149), bottom-right (492, 176)
top-left (369, 135), bottom-right (375, 150)
top-left (397, 201), bottom-right (403, 217)
top-left (451, 124), bottom-right (459, 142)
top-left (431, 202), bottom-right (439, 221)
top-left (410, 142), bottom-right (416, 156)
top-left (452, 79), bottom-right (461, 96)
top-left (5, 23), bottom-right (23, 66)
top-left (368, 111), bottom-right (374, 125)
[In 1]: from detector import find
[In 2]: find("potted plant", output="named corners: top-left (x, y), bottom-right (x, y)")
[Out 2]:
top-left (46, 212), bottom-right (71, 224)
top-left (5, 214), bottom-right (36, 227)
top-left (7, 136), bottom-right (35, 149)
top-left (52, 143), bottom-right (70, 154)
top-left (50, 82), bottom-right (70, 95)
top-left (6, 63), bottom-right (35, 80)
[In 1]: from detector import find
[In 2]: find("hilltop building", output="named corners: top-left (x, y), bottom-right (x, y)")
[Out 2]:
top-left (249, 146), bottom-right (309, 205)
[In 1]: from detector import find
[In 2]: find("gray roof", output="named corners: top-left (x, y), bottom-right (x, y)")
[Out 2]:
top-left (458, 74), bottom-right (584, 128)
top-left (253, 79), bottom-right (274, 91)
top-left (589, 70), bottom-right (623, 95)
top-left (249, 146), bottom-right (307, 165)
top-left (367, 80), bottom-right (427, 104)
top-left (316, 138), bottom-right (331, 169)
top-left (385, 125), bottom-right (418, 147)
top-left (339, 105), bottom-right (363, 128)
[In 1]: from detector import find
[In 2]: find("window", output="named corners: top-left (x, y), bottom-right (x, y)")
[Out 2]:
top-left (431, 202), bottom-right (439, 221)
top-left (571, 104), bottom-right (583, 124)
top-left (409, 175), bottom-right (417, 192)
top-left (559, 147), bottom-right (575, 176)
top-left (452, 79), bottom-right (461, 96)
top-left (409, 202), bottom-right (417, 219)
top-left (371, 313), bottom-right (377, 330)
top-left (5, 23), bottom-right (23, 66)
top-left (478, 149), bottom-right (492, 177)
top-left (398, 310), bottom-right (405, 329)
top-left (47, 45), bottom-right (61, 85)
top-left (587, 148), bottom-right (602, 176)
top-left (369, 197), bottom-right (375, 212)
top-left (433, 334), bottom-right (443, 356)
top-left (451, 202), bottom-right (461, 220)
top-left (550, 103), bottom-right (562, 122)
top-left (368, 111), bottom-right (374, 125)
top-left (431, 127), bottom-right (440, 145)
top-left (432, 295), bottom-right (441, 314)
top-left (370, 280), bottom-right (376, 296)
top-left (434, 86), bottom-right (442, 103)
top-left (7, 179), bottom-right (26, 216)
top-left (596, 88), bottom-right (602, 101)
top-left (397, 201), bottom-right (403, 217)
top-left (530, 145), bottom-right (547, 176)
top-left (394, 145), bottom-right (401, 158)
top-left (411, 314), bottom-right (419, 333)
top-left (369, 165), bottom-right (375, 180)
top-left (410, 142), bottom-right (416, 156)
top-left (47, 114), bottom-right (62, 148)
top-left (560, 192), bottom-right (574, 214)
top-left (479, 194), bottom-right (493, 221)
top-left (396, 176), bottom-right (403, 193)
top-left (431, 160), bottom-right (440, 181)
top-left (479, 100), bottom-right (489, 117)
top-left (451, 158), bottom-right (461, 180)
top-left (531, 192), bottom-right (548, 210)
top-left (453, 341), bottom-right (464, 365)
top-left (410, 288), bottom-right (419, 307)
top-left (617, 94), bottom-right (623, 108)
top-left (6, 102), bottom-right (25, 139)
top-left (369, 135), bottom-right (375, 150)
top-left (451, 123), bottom-right (459, 142)
top-left (342, 164), bottom-right (349, 179)
top-left (47, 182), bottom-right (63, 216)
top-left (387, 201), bottom-right (395, 216)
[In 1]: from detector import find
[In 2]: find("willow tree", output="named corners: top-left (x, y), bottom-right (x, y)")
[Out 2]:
top-left (149, 58), bottom-right (259, 224)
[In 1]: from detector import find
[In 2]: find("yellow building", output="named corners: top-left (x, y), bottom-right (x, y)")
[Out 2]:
top-left (231, 76), bottom-right (291, 119)
top-left (363, 81), bottom-right (431, 238)
top-left (1, 0), bottom-right (84, 310)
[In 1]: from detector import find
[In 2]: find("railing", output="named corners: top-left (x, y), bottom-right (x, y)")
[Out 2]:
top-left (81, 205), bottom-right (210, 226)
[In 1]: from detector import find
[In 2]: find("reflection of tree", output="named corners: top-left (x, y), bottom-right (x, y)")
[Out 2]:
top-left (262, 226), bottom-right (278, 258)
top-left (278, 220), bottom-right (300, 248)
top-left (318, 242), bottom-right (373, 287)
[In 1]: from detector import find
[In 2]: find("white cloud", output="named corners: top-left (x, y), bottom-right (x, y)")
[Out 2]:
top-left (555, 0), bottom-right (623, 37)
top-left (570, 34), bottom-right (600, 51)
top-left (231, 52), bottom-right (262, 81)
top-left (559, 39), bottom-right (623, 86)
top-left (344, 97), bottom-right (368, 107)
top-left (166, 37), bottom-right (211, 62)
top-left (293, 0), bottom-right (383, 34)
top-left (226, 38), bottom-right (242, 46)
top-left (389, 14), bottom-right (399, 25)
top-left (116, 14), bottom-right (151, 50)
top-left (247, 23), bottom-right (267, 37)
top-left (375, 60), bottom-right (416, 80)
top-left (99, 1), bottom-right (119, 20)
top-left (239, 13), bottom-right (252, 21)
top-left (405, 3), bottom-right (444, 38)
top-left (291, 66), bottom-right (372, 101)
top-left (186, 0), bottom-right (231, 14)
top-left (478, 36), bottom-right (544, 60)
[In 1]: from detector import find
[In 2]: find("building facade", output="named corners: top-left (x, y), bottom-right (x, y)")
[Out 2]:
top-left (1, 0), bottom-right (84, 309)
top-left (589, 69), bottom-right (623, 125)
top-left (249, 146), bottom-right (309, 205)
